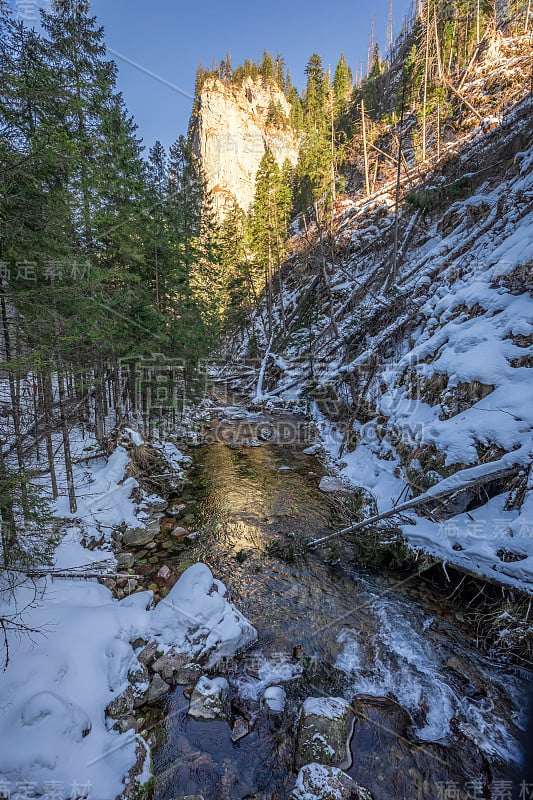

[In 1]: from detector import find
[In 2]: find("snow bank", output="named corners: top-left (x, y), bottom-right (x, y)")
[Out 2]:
top-left (150, 562), bottom-right (257, 665)
top-left (0, 438), bottom-right (256, 800)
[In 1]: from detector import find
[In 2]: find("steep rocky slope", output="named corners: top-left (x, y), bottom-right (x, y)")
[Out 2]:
top-left (191, 75), bottom-right (300, 219)
top-left (225, 35), bottom-right (533, 593)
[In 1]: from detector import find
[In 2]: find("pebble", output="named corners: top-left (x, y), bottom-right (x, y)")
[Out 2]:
top-left (231, 717), bottom-right (249, 742)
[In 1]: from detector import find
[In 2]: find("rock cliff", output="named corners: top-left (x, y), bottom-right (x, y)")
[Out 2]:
top-left (191, 76), bottom-right (300, 219)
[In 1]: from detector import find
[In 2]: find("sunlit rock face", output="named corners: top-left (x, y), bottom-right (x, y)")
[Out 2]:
top-left (191, 75), bottom-right (300, 219)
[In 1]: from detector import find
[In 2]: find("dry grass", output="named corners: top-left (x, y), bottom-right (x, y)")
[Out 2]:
top-left (127, 444), bottom-right (184, 494)
top-left (477, 596), bottom-right (533, 662)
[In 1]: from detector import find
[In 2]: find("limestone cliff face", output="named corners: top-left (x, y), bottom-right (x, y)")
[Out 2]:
top-left (191, 76), bottom-right (300, 219)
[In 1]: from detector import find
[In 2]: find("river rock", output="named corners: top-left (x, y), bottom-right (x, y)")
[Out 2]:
top-left (230, 717), bottom-right (249, 742)
top-left (156, 565), bottom-right (172, 583)
top-left (147, 499), bottom-right (168, 513)
top-left (152, 652), bottom-right (201, 685)
top-left (128, 662), bottom-right (150, 688)
top-left (174, 796), bottom-right (205, 800)
top-left (123, 520), bottom-right (160, 547)
top-left (137, 641), bottom-right (159, 666)
top-left (160, 516), bottom-right (177, 535)
top-left (116, 552), bottom-right (135, 570)
top-left (114, 714), bottom-right (138, 734)
top-left (106, 686), bottom-right (134, 719)
top-left (318, 476), bottom-right (353, 493)
top-left (303, 443), bottom-right (322, 455)
top-left (289, 764), bottom-right (372, 800)
top-left (296, 697), bottom-right (355, 769)
top-left (258, 426), bottom-right (274, 441)
top-left (167, 502), bottom-right (187, 517)
top-left (188, 676), bottom-right (228, 720)
top-left (169, 526), bottom-right (190, 540)
top-left (143, 674), bottom-right (171, 706)
top-left (262, 686), bottom-right (286, 713)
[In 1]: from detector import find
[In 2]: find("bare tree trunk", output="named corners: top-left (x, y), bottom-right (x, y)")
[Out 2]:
top-left (361, 100), bottom-right (370, 196)
top-left (437, 100), bottom-right (440, 160)
top-left (422, 0), bottom-right (431, 161)
top-left (371, 157), bottom-right (379, 194)
top-left (267, 241), bottom-right (274, 339)
top-left (274, 195), bottom-right (286, 335)
top-left (434, 7), bottom-right (483, 121)
top-left (112, 361), bottom-right (123, 428)
top-left (314, 204), bottom-right (339, 339)
top-left (57, 367), bottom-right (77, 514)
top-left (94, 361), bottom-right (104, 443)
top-left (386, 81), bottom-right (406, 291)
top-left (0, 445), bottom-right (17, 566)
top-left (0, 282), bottom-right (28, 517)
top-left (448, 17), bottom-right (457, 72)
top-left (40, 373), bottom-right (58, 501)
top-left (102, 362), bottom-right (109, 419)
top-left (310, 464), bottom-right (522, 548)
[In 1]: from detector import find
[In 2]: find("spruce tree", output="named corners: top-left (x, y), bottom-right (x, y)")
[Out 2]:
top-left (333, 52), bottom-right (353, 119)
top-left (247, 150), bottom-right (292, 337)
top-left (41, 0), bottom-right (118, 253)
top-left (304, 53), bottom-right (328, 131)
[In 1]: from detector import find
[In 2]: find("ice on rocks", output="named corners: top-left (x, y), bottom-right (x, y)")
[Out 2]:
top-left (262, 686), bottom-right (286, 713)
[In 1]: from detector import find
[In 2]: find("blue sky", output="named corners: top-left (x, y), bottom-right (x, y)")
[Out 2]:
top-left (13, 0), bottom-right (412, 154)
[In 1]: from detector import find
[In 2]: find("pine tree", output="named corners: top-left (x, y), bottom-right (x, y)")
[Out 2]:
top-left (304, 53), bottom-right (328, 131)
top-left (41, 0), bottom-right (118, 252)
top-left (219, 202), bottom-right (249, 326)
top-left (247, 150), bottom-right (292, 337)
top-left (274, 53), bottom-right (286, 91)
top-left (260, 50), bottom-right (275, 85)
top-left (294, 130), bottom-right (333, 218)
top-left (286, 72), bottom-right (304, 129)
top-left (333, 52), bottom-right (353, 120)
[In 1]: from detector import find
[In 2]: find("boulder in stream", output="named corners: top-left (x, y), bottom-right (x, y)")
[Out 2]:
top-left (262, 686), bottom-right (286, 713)
top-left (296, 697), bottom-right (355, 769)
top-left (318, 476), bottom-right (353, 493)
top-left (169, 526), bottom-right (190, 540)
top-left (289, 764), bottom-right (372, 800)
top-left (143, 674), bottom-right (171, 706)
top-left (123, 519), bottom-right (160, 547)
top-left (188, 676), bottom-right (229, 720)
top-left (167, 502), bottom-right (187, 517)
top-left (230, 717), bottom-right (249, 742)
top-left (116, 552), bottom-right (135, 569)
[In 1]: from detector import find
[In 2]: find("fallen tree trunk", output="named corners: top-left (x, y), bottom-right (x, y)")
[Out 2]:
top-left (309, 462), bottom-right (522, 548)
top-left (3, 567), bottom-right (140, 579)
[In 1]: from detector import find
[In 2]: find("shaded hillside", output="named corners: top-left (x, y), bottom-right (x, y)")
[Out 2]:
top-left (224, 34), bottom-right (533, 593)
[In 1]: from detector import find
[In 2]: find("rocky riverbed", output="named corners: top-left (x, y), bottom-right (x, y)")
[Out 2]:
top-left (102, 399), bottom-right (530, 800)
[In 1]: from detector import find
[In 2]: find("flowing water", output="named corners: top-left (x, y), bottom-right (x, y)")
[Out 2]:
top-left (152, 405), bottom-right (530, 800)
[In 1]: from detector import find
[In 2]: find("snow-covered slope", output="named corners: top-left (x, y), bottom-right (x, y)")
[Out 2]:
top-left (230, 84), bottom-right (533, 592)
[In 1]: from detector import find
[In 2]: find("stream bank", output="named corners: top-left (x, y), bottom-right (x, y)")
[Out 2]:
top-left (107, 401), bottom-right (530, 800)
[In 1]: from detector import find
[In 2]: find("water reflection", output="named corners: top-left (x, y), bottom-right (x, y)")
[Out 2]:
top-left (153, 413), bottom-right (528, 800)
